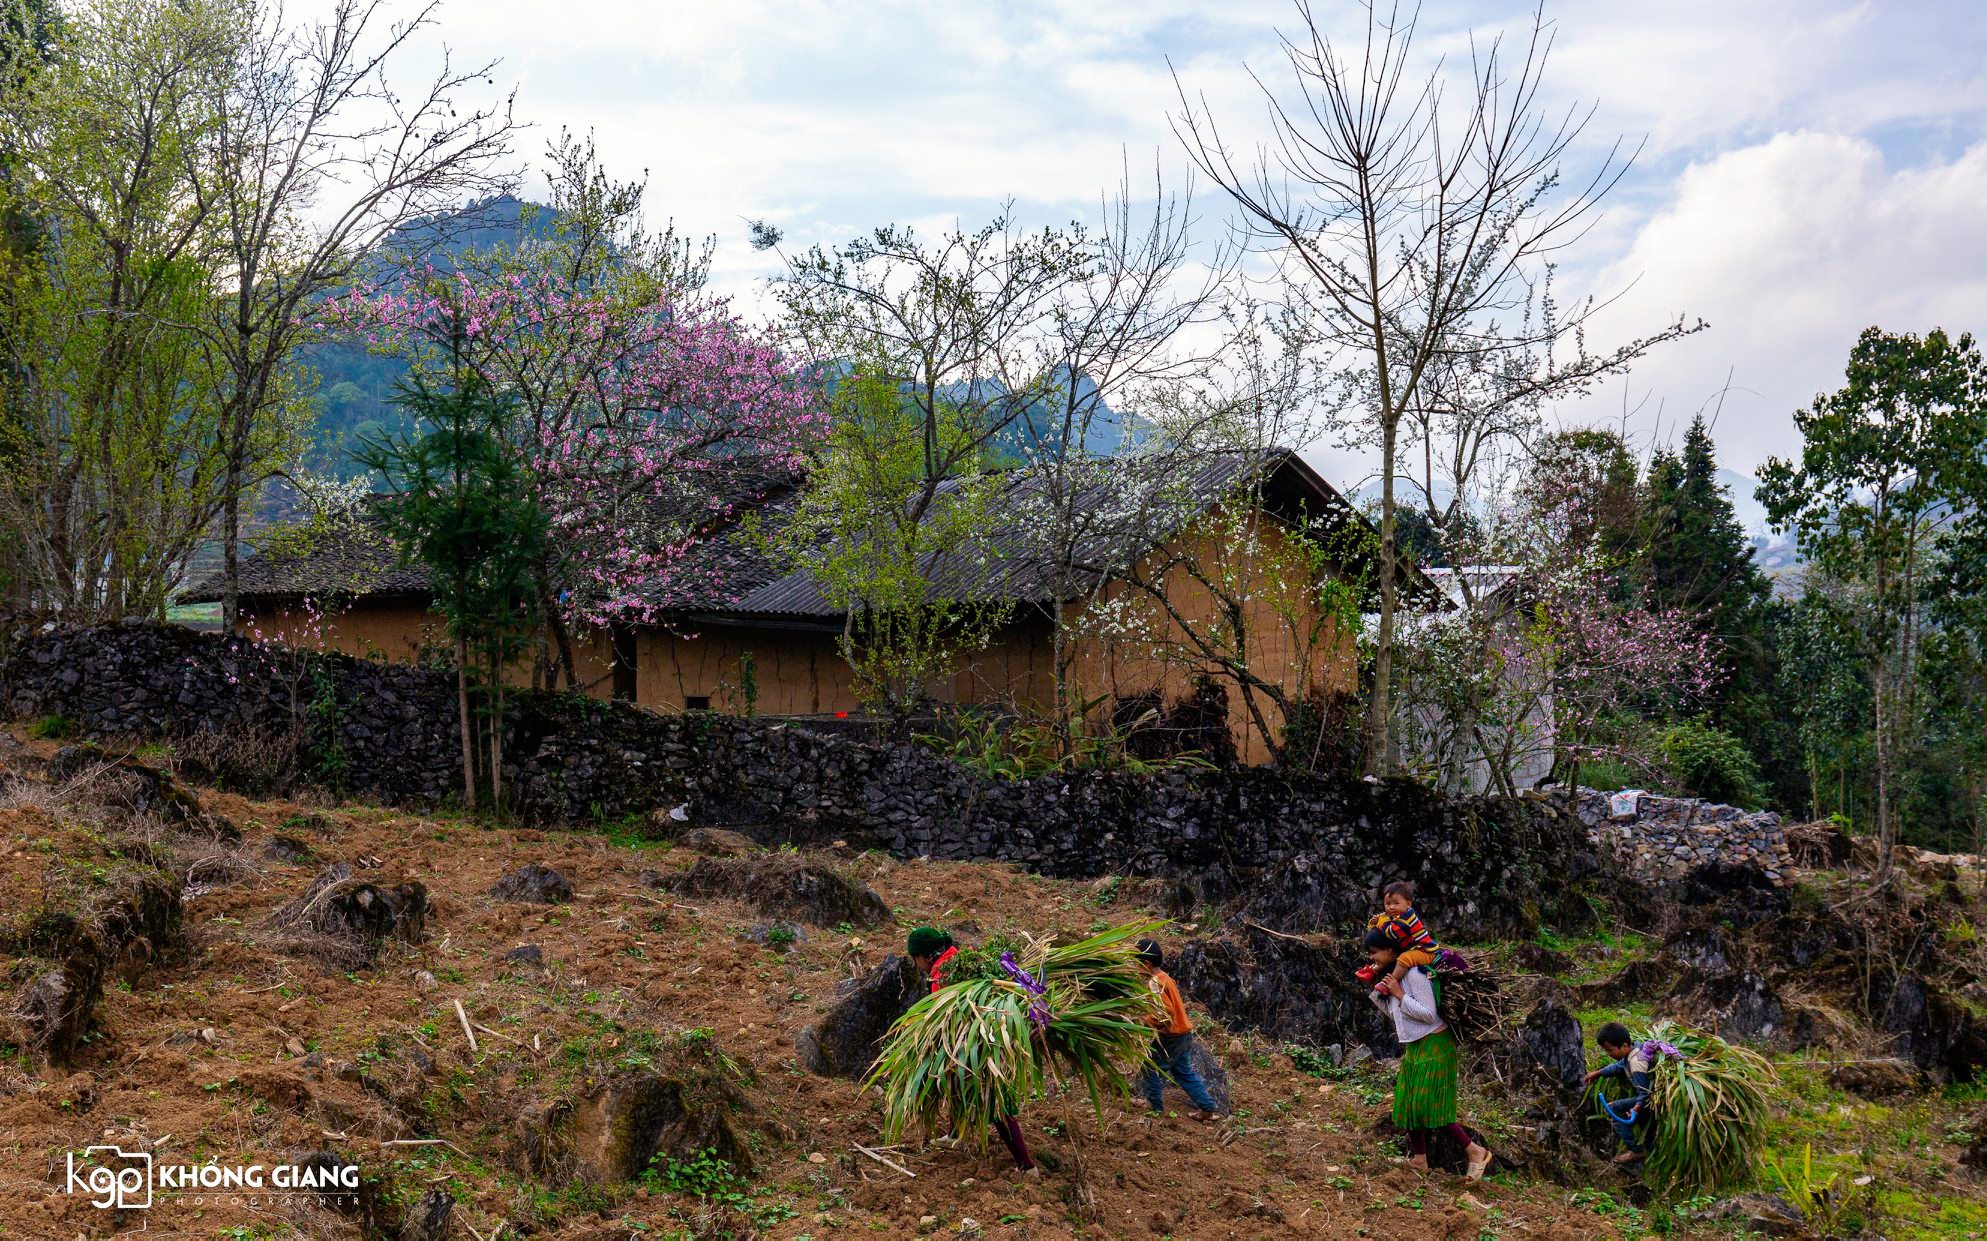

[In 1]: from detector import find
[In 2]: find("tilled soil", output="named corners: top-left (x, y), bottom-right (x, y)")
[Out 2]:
top-left (0, 750), bottom-right (1628, 1239)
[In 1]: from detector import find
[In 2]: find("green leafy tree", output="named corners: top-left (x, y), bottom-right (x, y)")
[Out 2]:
top-left (1760, 327), bottom-right (1987, 864)
top-left (355, 364), bottom-right (546, 810)
top-left (0, 0), bottom-right (258, 620)
top-left (1658, 720), bottom-right (1769, 810)
top-left (756, 362), bottom-right (1010, 719)
top-left (1924, 509), bottom-right (1987, 848)
top-left (1776, 582), bottom-right (1872, 825)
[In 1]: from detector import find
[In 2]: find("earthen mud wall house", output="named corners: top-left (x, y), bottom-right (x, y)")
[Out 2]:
top-left (187, 450), bottom-right (1405, 763)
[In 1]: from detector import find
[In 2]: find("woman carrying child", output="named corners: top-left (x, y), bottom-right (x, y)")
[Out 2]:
top-left (1365, 929), bottom-right (1493, 1180)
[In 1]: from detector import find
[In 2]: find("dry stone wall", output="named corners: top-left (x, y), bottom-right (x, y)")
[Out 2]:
top-left (1576, 789), bottom-right (1794, 886)
top-left (7, 620), bottom-right (1607, 939)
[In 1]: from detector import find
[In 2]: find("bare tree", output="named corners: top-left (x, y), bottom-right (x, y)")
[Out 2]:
top-left (1171, 0), bottom-right (1698, 773)
top-left (1006, 163), bottom-right (1237, 749)
top-left (1063, 308), bottom-right (1354, 763)
top-left (190, 0), bottom-right (518, 629)
top-left (759, 206), bottom-right (1121, 710)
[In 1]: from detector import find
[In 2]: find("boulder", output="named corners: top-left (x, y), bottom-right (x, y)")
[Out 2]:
top-left (795, 954), bottom-right (921, 1078)
top-left (7, 847), bottom-right (181, 1064)
top-left (514, 1034), bottom-right (763, 1184)
top-left (1171, 925), bottom-right (1390, 1052)
top-left (1577, 957), bottom-right (1687, 1008)
top-left (1881, 974), bottom-right (1987, 1079)
top-left (1826, 1059), bottom-right (1918, 1098)
top-left (747, 921), bottom-right (806, 949)
top-left (267, 864), bottom-right (428, 969)
top-left (398, 1188), bottom-right (454, 1241)
top-left (1680, 861), bottom-right (1789, 927)
top-left (1507, 943), bottom-right (1572, 975)
top-left (680, 828), bottom-right (760, 857)
top-left (265, 835), bottom-right (316, 866)
top-left (1504, 995), bottom-right (1586, 1099)
top-left (1182, 1039), bottom-right (1232, 1113)
top-left (661, 855), bottom-right (889, 928)
top-left (48, 743), bottom-right (239, 841)
top-left (500, 944), bottom-right (545, 969)
top-left (489, 863), bottom-right (573, 905)
top-left (1962, 1108), bottom-right (1987, 1171)
top-left (1682, 971), bottom-right (1784, 1044)
top-left (1664, 926), bottom-right (1734, 976)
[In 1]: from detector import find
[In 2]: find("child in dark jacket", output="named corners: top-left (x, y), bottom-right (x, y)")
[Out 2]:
top-left (1134, 940), bottom-right (1222, 1118)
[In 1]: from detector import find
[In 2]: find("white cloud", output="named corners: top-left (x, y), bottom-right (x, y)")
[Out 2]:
top-left (1566, 131), bottom-right (1987, 473)
top-left (282, 0), bottom-right (1987, 479)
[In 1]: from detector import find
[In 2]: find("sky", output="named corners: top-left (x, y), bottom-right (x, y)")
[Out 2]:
top-left (340, 0), bottom-right (1987, 484)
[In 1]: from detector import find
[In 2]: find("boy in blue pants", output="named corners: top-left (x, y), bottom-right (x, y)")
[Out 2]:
top-left (1583, 1021), bottom-right (1653, 1165)
top-left (1135, 940), bottom-right (1222, 1119)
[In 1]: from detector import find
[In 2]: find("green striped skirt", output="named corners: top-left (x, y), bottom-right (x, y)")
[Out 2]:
top-left (1392, 1028), bottom-right (1460, 1129)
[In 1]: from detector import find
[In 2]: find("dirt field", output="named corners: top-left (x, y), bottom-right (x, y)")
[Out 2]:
top-left (0, 736), bottom-right (1643, 1240)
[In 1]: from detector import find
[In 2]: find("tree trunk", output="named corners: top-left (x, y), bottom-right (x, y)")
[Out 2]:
top-left (1363, 423), bottom-right (1399, 775)
top-left (489, 651), bottom-right (503, 810)
top-left (221, 479), bottom-right (241, 631)
top-left (456, 636), bottom-right (477, 811)
top-left (543, 594), bottom-right (579, 690)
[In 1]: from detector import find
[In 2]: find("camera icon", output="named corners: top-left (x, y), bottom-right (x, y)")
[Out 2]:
top-left (66, 1147), bottom-right (152, 1210)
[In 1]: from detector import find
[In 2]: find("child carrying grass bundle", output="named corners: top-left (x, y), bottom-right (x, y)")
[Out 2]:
top-left (870, 921), bottom-right (1166, 1172)
top-left (1584, 1018), bottom-right (1776, 1192)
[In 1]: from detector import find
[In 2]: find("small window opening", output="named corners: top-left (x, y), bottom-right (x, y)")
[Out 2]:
top-left (685, 695), bottom-right (711, 711)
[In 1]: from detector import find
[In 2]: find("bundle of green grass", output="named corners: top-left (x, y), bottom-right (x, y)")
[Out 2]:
top-left (1592, 1019), bottom-right (1778, 1192)
top-left (866, 920), bottom-right (1163, 1146)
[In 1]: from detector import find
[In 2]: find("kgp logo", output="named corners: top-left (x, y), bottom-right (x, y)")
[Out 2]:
top-left (66, 1146), bottom-right (151, 1210)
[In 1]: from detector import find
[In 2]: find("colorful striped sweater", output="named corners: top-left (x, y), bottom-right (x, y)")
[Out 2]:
top-left (1369, 907), bottom-right (1440, 954)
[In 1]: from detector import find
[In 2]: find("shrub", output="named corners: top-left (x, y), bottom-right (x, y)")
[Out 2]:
top-left (175, 724), bottom-right (301, 797)
top-left (1659, 721), bottom-right (1769, 809)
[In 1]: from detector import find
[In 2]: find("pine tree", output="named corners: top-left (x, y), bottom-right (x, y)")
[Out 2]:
top-left (356, 364), bottom-right (547, 810)
top-left (1643, 417), bottom-right (1796, 804)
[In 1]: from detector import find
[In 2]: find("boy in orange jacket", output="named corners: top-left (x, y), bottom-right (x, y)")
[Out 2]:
top-left (1135, 940), bottom-right (1222, 1118)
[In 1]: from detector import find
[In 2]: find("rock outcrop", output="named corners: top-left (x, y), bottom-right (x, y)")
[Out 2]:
top-left (796, 954), bottom-right (921, 1078)
top-left (488, 862), bottom-right (572, 905)
top-left (663, 855), bottom-right (891, 929)
top-left (267, 863), bottom-right (428, 968)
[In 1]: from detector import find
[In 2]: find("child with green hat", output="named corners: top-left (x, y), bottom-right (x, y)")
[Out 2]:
top-left (904, 926), bottom-right (1037, 1174)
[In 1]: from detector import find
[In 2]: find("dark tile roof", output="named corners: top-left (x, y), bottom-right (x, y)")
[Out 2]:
top-left (184, 448), bottom-right (1420, 620)
top-left (179, 504), bottom-right (423, 603)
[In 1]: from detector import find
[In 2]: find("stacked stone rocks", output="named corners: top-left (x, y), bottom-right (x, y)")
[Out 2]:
top-left (3, 619), bottom-right (1593, 940)
top-left (1575, 789), bottom-right (1794, 886)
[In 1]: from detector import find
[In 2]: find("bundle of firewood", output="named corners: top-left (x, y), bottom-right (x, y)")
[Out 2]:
top-left (1436, 966), bottom-right (1513, 1043)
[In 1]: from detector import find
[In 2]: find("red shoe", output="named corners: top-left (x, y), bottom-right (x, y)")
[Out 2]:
top-left (1353, 965), bottom-right (1379, 983)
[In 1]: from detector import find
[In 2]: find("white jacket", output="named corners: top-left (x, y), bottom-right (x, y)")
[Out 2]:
top-left (1371, 966), bottom-right (1447, 1044)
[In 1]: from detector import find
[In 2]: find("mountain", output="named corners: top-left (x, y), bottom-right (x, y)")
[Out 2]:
top-left (1716, 467), bottom-right (1774, 538)
top-left (1713, 467), bottom-right (1806, 583)
top-left (300, 202), bottom-right (1146, 479)
top-left (960, 369), bottom-right (1151, 464)
top-left (299, 195), bottom-right (557, 478)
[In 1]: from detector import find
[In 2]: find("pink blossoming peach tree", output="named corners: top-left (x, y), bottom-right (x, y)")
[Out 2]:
top-left (326, 264), bottom-right (824, 682)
